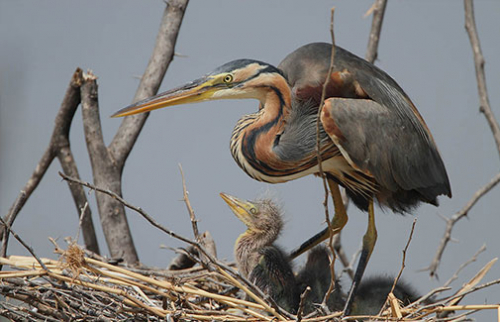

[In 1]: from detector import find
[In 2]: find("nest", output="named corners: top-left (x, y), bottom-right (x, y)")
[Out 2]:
top-left (0, 241), bottom-right (498, 321)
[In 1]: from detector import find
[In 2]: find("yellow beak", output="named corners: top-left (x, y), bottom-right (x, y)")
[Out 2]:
top-left (112, 76), bottom-right (218, 117)
top-left (220, 192), bottom-right (253, 226)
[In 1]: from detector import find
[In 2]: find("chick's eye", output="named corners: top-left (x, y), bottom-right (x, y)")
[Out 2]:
top-left (250, 207), bottom-right (257, 215)
top-left (223, 74), bottom-right (233, 83)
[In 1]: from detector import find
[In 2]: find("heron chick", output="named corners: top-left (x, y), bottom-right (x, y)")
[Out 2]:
top-left (220, 192), bottom-right (299, 313)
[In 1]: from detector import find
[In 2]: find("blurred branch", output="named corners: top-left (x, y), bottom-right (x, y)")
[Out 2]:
top-left (427, 0), bottom-right (500, 277)
top-left (109, 0), bottom-right (190, 170)
top-left (1, 192), bottom-right (27, 263)
top-left (0, 216), bottom-right (50, 272)
top-left (444, 244), bottom-right (486, 288)
top-left (80, 72), bottom-right (138, 263)
top-left (365, 0), bottom-right (388, 63)
top-left (427, 172), bottom-right (500, 277)
top-left (179, 164), bottom-right (199, 240)
top-left (379, 219), bottom-right (416, 315)
top-left (1, 69), bottom-right (100, 255)
top-left (332, 0), bottom-right (388, 278)
top-left (464, 0), bottom-right (500, 156)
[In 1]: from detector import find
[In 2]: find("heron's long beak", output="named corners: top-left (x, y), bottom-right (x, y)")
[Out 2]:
top-left (112, 76), bottom-right (218, 117)
top-left (220, 192), bottom-right (253, 226)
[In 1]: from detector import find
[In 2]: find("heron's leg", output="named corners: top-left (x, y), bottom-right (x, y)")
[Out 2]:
top-left (343, 198), bottom-right (378, 315)
top-left (289, 178), bottom-right (348, 259)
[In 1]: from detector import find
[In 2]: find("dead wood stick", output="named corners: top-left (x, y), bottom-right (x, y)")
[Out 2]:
top-left (427, 172), bottom-right (500, 277)
top-left (0, 192), bottom-right (27, 264)
top-left (1, 68), bottom-right (99, 254)
top-left (422, 0), bottom-right (500, 277)
top-left (179, 164), bottom-right (199, 240)
top-left (80, 72), bottom-right (138, 264)
top-left (378, 219), bottom-right (416, 316)
top-left (464, 0), bottom-right (500, 157)
top-left (57, 172), bottom-right (274, 310)
top-left (332, 0), bottom-right (388, 277)
top-left (444, 244), bottom-right (486, 288)
top-left (365, 0), bottom-right (388, 64)
top-left (0, 217), bottom-right (50, 272)
top-left (109, 0), bottom-right (190, 169)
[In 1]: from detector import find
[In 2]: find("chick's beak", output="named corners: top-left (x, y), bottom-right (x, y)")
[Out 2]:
top-left (112, 76), bottom-right (217, 117)
top-left (220, 193), bottom-right (252, 225)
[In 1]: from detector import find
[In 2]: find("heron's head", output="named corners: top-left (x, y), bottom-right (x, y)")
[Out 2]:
top-left (112, 59), bottom-right (287, 117)
top-left (220, 192), bottom-right (283, 236)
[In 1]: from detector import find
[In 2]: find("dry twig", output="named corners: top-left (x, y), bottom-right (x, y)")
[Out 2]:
top-left (1, 69), bottom-right (99, 254)
top-left (57, 172), bottom-right (288, 320)
top-left (428, 0), bottom-right (500, 278)
top-left (428, 172), bottom-right (500, 276)
top-left (0, 217), bottom-right (49, 272)
top-left (179, 164), bottom-right (199, 240)
top-left (365, 0), bottom-right (388, 63)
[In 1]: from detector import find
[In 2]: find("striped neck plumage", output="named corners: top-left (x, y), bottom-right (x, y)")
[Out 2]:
top-left (230, 77), bottom-right (292, 182)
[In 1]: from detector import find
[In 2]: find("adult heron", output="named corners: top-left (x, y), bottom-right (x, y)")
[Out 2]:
top-left (113, 42), bottom-right (451, 313)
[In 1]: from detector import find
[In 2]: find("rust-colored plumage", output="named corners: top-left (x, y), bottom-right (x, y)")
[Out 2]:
top-left (113, 42), bottom-right (451, 313)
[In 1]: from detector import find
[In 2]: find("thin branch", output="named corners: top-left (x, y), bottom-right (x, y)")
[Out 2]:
top-left (1, 192), bottom-right (27, 262)
top-left (427, 172), bottom-right (500, 277)
top-left (391, 219), bottom-right (417, 293)
top-left (57, 172), bottom-right (285, 319)
top-left (316, 7), bottom-right (337, 305)
top-left (332, 233), bottom-right (354, 280)
top-left (444, 244), bottom-right (486, 288)
top-left (315, 6), bottom-right (336, 229)
top-left (296, 286), bottom-right (311, 322)
top-left (1, 68), bottom-right (100, 254)
top-left (74, 202), bottom-right (90, 243)
top-left (379, 219), bottom-right (416, 316)
top-left (109, 0), bottom-right (190, 170)
top-left (179, 164), bottom-right (199, 240)
top-left (464, 0), bottom-right (500, 157)
top-left (365, 0), bottom-right (388, 64)
top-left (332, 0), bottom-right (388, 278)
top-left (0, 217), bottom-right (49, 272)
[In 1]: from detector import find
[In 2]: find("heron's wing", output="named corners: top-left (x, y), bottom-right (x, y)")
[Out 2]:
top-left (279, 43), bottom-right (451, 199)
top-left (321, 97), bottom-right (450, 202)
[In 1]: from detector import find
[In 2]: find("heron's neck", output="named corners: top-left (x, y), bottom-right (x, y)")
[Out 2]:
top-left (230, 77), bottom-right (293, 181)
top-left (235, 229), bottom-right (279, 278)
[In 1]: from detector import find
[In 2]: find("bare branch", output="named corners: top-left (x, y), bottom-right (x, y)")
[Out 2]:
top-left (365, 0), bottom-right (388, 63)
top-left (444, 244), bottom-right (486, 288)
top-left (316, 7), bottom-right (338, 305)
top-left (179, 164), bottom-right (199, 240)
top-left (332, 232), bottom-right (354, 280)
top-left (1, 68), bottom-right (100, 254)
top-left (58, 172), bottom-right (287, 320)
top-left (425, 2), bottom-right (500, 276)
top-left (0, 216), bottom-right (49, 272)
top-left (80, 72), bottom-right (138, 263)
top-left (296, 286), bottom-right (311, 322)
top-left (379, 219), bottom-right (416, 315)
top-left (109, 0), bottom-right (190, 170)
top-left (464, 0), bottom-right (500, 157)
top-left (1, 191), bottom-right (27, 262)
top-left (427, 172), bottom-right (500, 277)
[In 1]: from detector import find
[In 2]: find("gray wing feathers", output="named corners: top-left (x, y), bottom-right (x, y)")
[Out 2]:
top-left (326, 98), bottom-right (450, 200)
top-left (273, 99), bottom-right (331, 162)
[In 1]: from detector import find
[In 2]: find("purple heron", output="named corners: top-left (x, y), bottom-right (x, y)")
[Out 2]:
top-left (113, 42), bottom-right (451, 313)
top-left (220, 192), bottom-right (299, 313)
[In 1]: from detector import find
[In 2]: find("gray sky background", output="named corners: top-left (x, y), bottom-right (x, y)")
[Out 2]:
top-left (1, 1), bottom-right (499, 318)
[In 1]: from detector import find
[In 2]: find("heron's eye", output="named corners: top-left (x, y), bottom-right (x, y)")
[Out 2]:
top-left (223, 74), bottom-right (233, 84)
top-left (249, 207), bottom-right (257, 215)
